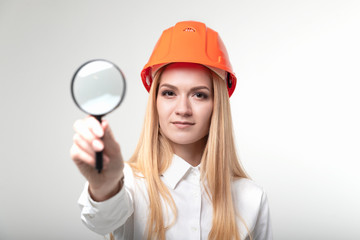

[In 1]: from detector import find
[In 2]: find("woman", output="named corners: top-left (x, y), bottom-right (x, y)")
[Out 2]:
top-left (71, 21), bottom-right (272, 240)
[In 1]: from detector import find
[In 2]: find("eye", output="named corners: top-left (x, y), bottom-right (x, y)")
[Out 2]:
top-left (193, 92), bottom-right (208, 99)
top-left (161, 90), bottom-right (175, 97)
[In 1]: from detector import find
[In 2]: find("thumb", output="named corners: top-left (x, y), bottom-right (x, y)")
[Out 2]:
top-left (101, 120), bottom-right (120, 156)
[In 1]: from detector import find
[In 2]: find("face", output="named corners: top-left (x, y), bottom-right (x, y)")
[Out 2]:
top-left (156, 63), bottom-right (213, 148)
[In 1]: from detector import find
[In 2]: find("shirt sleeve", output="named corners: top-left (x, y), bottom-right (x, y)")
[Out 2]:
top-left (252, 191), bottom-right (273, 240)
top-left (77, 165), bottom-right (134, 236)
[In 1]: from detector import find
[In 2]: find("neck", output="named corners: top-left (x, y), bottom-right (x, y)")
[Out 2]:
top-left (170, 137), bottom-right (207, 166)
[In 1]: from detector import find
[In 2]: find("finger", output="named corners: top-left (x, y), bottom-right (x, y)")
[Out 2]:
top-left (102, 154), bottom-right (111, 170)
top-left (73, 119), bottom-right (96, 143)
top-left (92, 139), bottom-right (104, 152)
top-left (85, 116), bottom-right (104, 138)
top-left (70, 144), bottom-right (95, 167)
top-left (73, 133), bottom-right (97, 156)
top-left (101, 120), bottom-right (120, 156)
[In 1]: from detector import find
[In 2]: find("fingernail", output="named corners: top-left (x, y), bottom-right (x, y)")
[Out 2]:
top-left (92, 139), bottom-right (104, 151)
top-left (94, 127), bottom-right (103, 137)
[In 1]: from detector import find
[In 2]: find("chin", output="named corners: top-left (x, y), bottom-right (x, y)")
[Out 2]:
top-left (167, 133), bottom-right (208, 146)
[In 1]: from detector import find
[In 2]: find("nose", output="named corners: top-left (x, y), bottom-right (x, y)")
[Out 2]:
top-left (175, 96), bottom-right (192, 116)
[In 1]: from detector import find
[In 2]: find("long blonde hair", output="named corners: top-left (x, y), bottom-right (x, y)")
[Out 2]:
top-left (127, 67), bottom-right (250, 240)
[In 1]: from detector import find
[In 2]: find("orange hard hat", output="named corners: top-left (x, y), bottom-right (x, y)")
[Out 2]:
top-left (141, 21), bottom-right (237, 97)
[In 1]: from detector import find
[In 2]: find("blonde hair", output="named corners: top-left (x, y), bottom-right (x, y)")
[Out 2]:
top-left (126, 67), bottom-right (250, 240)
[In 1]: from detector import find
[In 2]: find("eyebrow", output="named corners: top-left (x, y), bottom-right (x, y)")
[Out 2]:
top-left (159, 83), bottom-right (211, 92)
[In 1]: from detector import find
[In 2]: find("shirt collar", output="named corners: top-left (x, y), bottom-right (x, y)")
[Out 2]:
top-left (161, 154), bottom-right (198, 189)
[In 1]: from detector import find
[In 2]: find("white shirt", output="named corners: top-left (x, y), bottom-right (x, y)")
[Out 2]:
top-left (78, 155), bottom-right (272, 240)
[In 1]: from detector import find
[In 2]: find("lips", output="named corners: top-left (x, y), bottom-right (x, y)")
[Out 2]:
top-left (172, 121), bottom-right (195, 128)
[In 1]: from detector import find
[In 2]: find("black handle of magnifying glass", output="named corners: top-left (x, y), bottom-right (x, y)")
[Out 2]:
top-left (95, 115), bottom-right (103, 173)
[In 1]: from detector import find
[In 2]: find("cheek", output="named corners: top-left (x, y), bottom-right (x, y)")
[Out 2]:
top-left (205, 102), bottom-right (214, 120)
top-left (197, 103), bottom-right (213, 126)
top-left (206, 108), bottom-right (213, 126)
top-left (157, 100), bottom-right (171, 123)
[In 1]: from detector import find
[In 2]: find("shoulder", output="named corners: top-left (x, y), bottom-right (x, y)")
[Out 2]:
top-left (231, 178), bottom-right (269, 218)
top-left (232, 177), bottom-right (265, 198)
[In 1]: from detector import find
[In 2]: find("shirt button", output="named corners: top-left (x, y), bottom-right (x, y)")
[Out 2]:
top-left (191, 226), bottom-right (198, 231)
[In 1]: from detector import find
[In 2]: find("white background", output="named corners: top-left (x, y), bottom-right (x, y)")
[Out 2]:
top-left (0, 0), bottom-right (359, 239)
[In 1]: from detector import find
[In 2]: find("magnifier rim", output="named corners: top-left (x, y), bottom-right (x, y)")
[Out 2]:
top-left (71, 59), bottom-right (126, 117)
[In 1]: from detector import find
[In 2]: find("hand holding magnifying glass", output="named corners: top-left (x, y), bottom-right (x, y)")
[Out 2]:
top-left (71, 59), bottom-right (126, 173)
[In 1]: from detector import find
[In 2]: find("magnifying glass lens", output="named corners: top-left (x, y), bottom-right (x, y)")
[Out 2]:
top-left (72, 60), bottom-right (125, 116)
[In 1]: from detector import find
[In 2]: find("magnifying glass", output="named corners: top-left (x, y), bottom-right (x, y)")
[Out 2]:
top-left (71, 59), bottom-right (126, 173)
